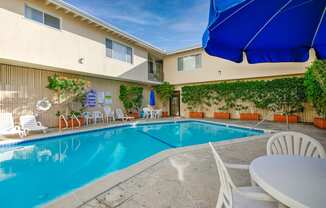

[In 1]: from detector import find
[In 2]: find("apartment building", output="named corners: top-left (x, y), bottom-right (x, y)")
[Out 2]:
top-left (0, 0), bottom-right (314, 126)
top-left (164, 46), bottom-right (314, 120)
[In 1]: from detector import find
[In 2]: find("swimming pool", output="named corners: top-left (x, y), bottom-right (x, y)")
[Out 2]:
top-left (0, 120), bottom-right (263, 207)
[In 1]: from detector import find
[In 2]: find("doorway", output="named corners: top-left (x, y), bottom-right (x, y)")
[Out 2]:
top-left (170, 91), bottom-right (180, 116)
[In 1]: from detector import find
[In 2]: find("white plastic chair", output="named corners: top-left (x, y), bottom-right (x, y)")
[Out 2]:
top-left (115, 108), bottom-right (134, 121)
top-left (143, 107), bottom-right (152, 119)
top-left (267, 131), bottom-right (326, 159)
top-left (0, 113), bottom-right (26, 138)
top-left (103, 106), bottom-right (115, 123)
top-left (92, 111), bottom-right (104, 124)
top-left (82, 112), bottom-right (93, 126)
top-left (20, 115), bottom-right (47, 134)
top-left (154, 109), bottom-right (162, 119)
top-left (209, 142), bottom-right (277, 208)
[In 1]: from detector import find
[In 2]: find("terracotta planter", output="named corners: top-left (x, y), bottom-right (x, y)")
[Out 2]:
top-left (240, 113), bottom-right (260, 121)
top-left (274, 114), bottom-right (299, 123)
top-left (214, 112), bottom-right (230, 119)
top-left (59, 117), bottom-right (84, 128)
top-left (189, 112), bottom-right (204, 118)
top-left (162, 111), bottom-right (169, 117)
top-left (314, 118), bottom-right (326, 129)
top-left (132, 112), bottom-right (140, 119)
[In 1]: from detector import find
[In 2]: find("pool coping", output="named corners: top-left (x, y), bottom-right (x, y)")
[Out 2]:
top-left (0, 119), bottom-right (274, 208)
top-left (0, 119), bottom-right (271, 148)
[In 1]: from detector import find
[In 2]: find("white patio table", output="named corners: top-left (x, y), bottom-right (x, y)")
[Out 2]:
top-left (249, 155), bottom-right (326, 208)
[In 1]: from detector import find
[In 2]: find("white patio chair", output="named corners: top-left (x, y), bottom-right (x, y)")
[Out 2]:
top-left (209, 142), bottom-right (277, 208)
top-left (82, 112), bottom-right (93, 126)
top-left (92, 111), bottom-right (104, 124)
top-left (103, 106), bottom-right (115, 123)
top-left (115, 108), bottom-right (134, 121)
top-left (143, 107), bottom-right (152, 119)
top-left (154, 109), bottom-right (162, 119)
top-left (20, 115), bottom-right (48, 134)
top-left (0, 113), bottom-right (26, 138)
top-left (267, 131), bottom-right (326, 159)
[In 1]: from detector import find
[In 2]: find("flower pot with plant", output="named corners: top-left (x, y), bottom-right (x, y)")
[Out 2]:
top-left (119, 85), bottom-right (143, 118)
top-left (154, 82), bottom-right (174, 117)
top-left (48, 74), bottom-right (90, 128)
top-left (212, 91), bottom-right (232, 119)
top-left (181, 85), bottom-right (211, 119)
top-left (267, 80), bottom-right (305, 126)
top-left (304, 60), bottom-right (326, 129)
top-left (273, 114), bottom-right (300, 123)
top-left (237, 104), bottom-right (260, 120)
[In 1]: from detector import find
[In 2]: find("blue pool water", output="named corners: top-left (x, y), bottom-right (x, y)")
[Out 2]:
top-left (0, 121), bottom-right (262, 207)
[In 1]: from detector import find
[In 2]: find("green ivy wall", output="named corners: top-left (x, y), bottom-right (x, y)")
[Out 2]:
top-left (176, 75), bottom-right (317, 123)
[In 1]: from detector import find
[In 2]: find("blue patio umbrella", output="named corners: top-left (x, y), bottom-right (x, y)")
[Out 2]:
top-left (149, 88), bottom-right (156, 106)
top-left (202, 0), bottom-right (326, 63)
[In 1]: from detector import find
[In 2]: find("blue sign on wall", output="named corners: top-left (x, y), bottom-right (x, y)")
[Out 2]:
top-left (85, 90), bottom-right (97, 107)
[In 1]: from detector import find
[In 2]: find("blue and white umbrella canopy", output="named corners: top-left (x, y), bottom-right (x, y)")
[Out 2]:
top-left (202, 0), bottom-right (326, 63)
top-left (149, 88), bottom-right (156, 106)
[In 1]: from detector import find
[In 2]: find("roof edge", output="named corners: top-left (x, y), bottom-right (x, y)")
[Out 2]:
top-left (166, 44), bottom-right (202, 55)
top-left (48, 0), bottom-right (167, 55)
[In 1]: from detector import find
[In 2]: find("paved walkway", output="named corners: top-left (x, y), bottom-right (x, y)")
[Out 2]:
top-left (79, 120), bottom-right (326, 208)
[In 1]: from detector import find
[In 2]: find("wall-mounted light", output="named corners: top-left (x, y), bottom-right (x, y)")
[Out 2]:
top-left (217, 70), bottom-right (222, 76)
top-left (78, 58), bottom-right (85, 64)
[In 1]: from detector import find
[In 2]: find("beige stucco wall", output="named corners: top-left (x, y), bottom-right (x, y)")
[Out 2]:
top-left (0, 0), bottom-right (157, 83)
top-left (164, 48), bottom-right (315, 85)
top-left (0, 64), bottom-right (156, 127)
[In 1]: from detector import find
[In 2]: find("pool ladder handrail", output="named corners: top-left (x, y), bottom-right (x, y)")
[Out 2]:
top-left (59, 114), bottom-right (68, 131)
top-left (70, 114), bottom-right (81, 129)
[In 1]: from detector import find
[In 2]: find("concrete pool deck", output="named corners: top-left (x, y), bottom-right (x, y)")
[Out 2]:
top-left (76, 121), bottom-right (325, 208)
top-left (0, 119), bottom-right (325, 208)
top-left (47, 119), bottom-right (325, 208)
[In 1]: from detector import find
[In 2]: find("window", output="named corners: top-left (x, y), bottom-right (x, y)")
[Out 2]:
top-left (24, 5), bottom-right (61, 29)
top-left (177, 54), bottom-right (202, 71)
top-left (106, 39), bottom-right (133, 64)
top-left (44, 13), bottom-right (60, 29)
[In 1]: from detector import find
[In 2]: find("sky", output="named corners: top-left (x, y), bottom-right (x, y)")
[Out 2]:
top-left (63, 0), bottom-right (210, 52)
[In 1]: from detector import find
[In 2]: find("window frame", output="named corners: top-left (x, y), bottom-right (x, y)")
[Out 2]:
top-left (177, 54), bottom-right (202, 72)
top-left (105, 38), bottom-right (134, 64)
top-left (24, 4), bottom-right (62, 30)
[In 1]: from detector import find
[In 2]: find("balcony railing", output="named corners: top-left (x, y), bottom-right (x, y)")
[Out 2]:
top-left (148, 71), bottom-right (163, 82)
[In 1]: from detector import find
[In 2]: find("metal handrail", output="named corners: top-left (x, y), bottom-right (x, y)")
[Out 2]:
top-left (70, 114), bottom-right (81, 129)
top-left (59, 114), bottom-right (68, 131)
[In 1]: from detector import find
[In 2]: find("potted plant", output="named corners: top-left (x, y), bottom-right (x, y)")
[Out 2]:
top-left (210, 90), bottom-right (227, 119)
top-left (119, 85), bottom-right (143, 118)
top-left (267, 79), bottom-right (305, 125)
top-left (237, 104), bottom-right (260, 120)
top-left (214, 106), bottom-right (231, 119)
top-left (304, 60), bottom-right (326, 128)
top-left (47, 74), bottom-right (89, 127)
top-left (154, 82), bottom-right (174, 117)
top-left (182, 85), bottom-right (211, 118)
top-left (56, 110), bottom-right (85, 128)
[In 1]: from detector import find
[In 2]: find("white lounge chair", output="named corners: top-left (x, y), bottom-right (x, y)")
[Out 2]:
top-left (115, 108), bottom-right (134, 121)
top-left (0, 113), bottom-right (26, 138)
top-left (267, 131), bottom-right (326, 159)
top-left (92, 111), bottom-right (104, 124)
top-left (82, 112), bottom-right (93, 126)
top-left (209, 142), bottom-right (277, 208)
top-left (20, 115), bottom-right (47, 134)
